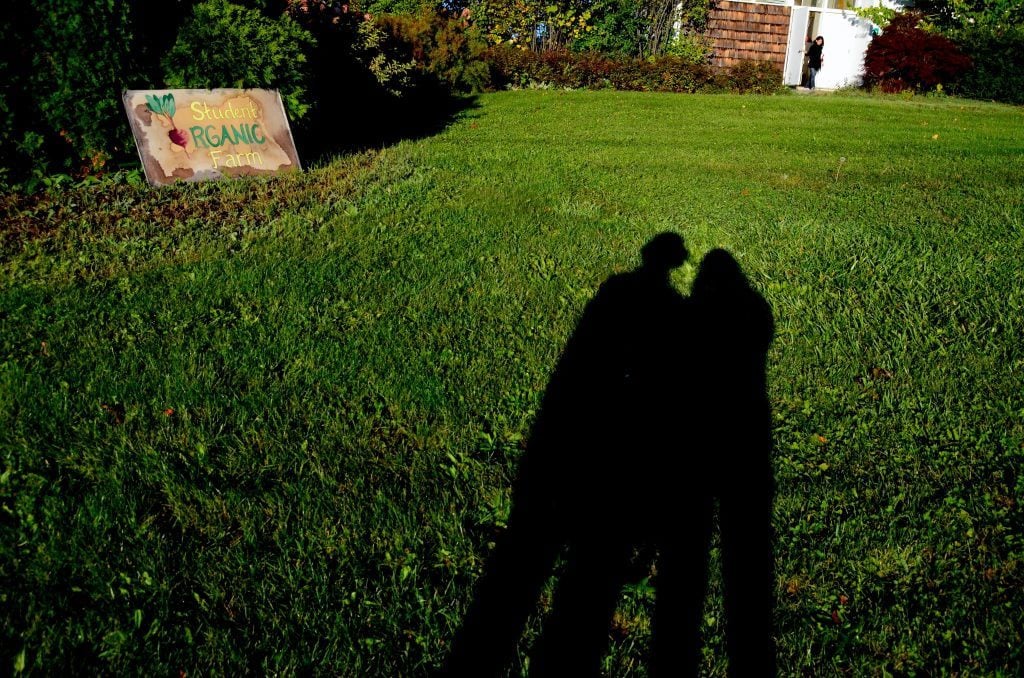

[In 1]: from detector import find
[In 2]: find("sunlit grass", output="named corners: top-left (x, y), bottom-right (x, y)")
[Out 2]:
top-left (2, 90), bottom-right (1023, 675)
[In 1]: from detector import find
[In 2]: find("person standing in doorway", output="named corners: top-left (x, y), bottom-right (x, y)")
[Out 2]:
top-left (806, 36), bottom-right (824, 90)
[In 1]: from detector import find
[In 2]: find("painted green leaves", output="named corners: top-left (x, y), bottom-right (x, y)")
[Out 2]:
top-left (145, 92), bottom-right (176, 119)
top-left (145, 92), bottom-right (189, 155)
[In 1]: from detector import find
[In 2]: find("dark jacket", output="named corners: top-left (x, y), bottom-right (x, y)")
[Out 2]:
top-left (807, 41), bottom-right (823, 69)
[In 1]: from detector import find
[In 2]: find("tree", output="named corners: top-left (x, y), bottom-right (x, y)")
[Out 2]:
top-left (572, 0), bottom-right (647, 56)
top-left (469, 0), bottom-right (594, 51)
top-left (902, 0), bottom-right (1024, 103)
top-left (469, 0), bottom-right (712, 56)
top-left (912, 0), bottom-right (1024, 30)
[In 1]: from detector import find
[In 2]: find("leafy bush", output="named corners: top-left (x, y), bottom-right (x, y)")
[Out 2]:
top-left (720, 60), bottom-right (786, 94)
top-left (571, 0), bottom-right (648, 56)
top-left (284, 1), bottom-right (477, 153)
top-left (5, 1), bottom-right (145, 179)
top-left (0, 3), bottom-right (36, 185)
top-left (163, 0), bottom-right (316, 121)
top-left (378, 7), bottom-right (491, 93)
top-left (286, 2), bottom-right (424, 98)
top-left (483, 46), bottom-right (781, 94)
top-left (949, 24), bottom-right (1024, 104)
top-left (863, 12), bottom-right (972, 93)
top-left (665, 31), bottom-right (713, 65)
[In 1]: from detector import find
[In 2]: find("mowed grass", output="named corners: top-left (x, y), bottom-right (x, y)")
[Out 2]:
top-left (2, 90), bottom-right (1023, 675)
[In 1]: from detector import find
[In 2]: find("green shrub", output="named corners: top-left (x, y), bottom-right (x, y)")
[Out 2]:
top-left (284, 0), bottom-right (418, 150)
top-left (10, 0), bottom-right (144, 178)
top-left (162, 0), bottom-right (316, 121)
top-left (949, 25), bottom-right (1024, 104)
top-left (571, 0), bottom-right (648, 57)
top-left (665, 31), bottom-right (713, 65)
top-left (0, 4), bottom-right (35, 184)
top-left (378, 8), bottom-right (491, 94)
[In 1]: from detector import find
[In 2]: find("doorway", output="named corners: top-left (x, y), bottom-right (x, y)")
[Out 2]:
top-left (783, 7), bottom-right (825, 87)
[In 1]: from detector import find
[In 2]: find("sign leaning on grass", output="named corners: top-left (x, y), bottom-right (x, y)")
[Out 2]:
top-left (123, 89), bottom-right (301, 186)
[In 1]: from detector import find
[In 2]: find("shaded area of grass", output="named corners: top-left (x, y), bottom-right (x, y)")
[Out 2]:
top-left (2, 91), bottom-right (1023, 675)
top-left (295, 93), bottom-right (481, 165)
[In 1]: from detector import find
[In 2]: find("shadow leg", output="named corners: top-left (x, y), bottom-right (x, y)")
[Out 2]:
top-left (719, 461), bottom-right (775, 677)
top-left (651, 494), bottom-right (714, 678)
top-left (529, 537), bottom-right (633, 678)
top-left (443, 500), bottom-right (562, 677)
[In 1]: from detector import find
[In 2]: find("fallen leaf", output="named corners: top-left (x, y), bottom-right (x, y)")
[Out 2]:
top-left (869, 366), bottom-right (893, 381)
top-left (101, 403), bottom-right (125, 425)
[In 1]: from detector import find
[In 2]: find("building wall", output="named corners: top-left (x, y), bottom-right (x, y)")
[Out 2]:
top-left (706, 1), bottom-right (791, 70)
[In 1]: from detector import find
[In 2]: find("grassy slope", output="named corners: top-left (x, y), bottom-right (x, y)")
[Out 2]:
top-left (2, 91), bottom-right (1023, 675)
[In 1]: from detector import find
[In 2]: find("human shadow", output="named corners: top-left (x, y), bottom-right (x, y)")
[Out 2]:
top-left (654, 249), bottom-right (777, 677)
top-left (441, 241), bottom-right (776, 677)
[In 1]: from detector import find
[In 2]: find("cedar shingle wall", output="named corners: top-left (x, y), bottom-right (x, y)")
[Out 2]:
top-left (707, 1), bottom-right (790, 70)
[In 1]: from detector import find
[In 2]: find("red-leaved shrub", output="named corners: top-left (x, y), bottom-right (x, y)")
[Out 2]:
top-left (863, 12), bottom-right (972, 92)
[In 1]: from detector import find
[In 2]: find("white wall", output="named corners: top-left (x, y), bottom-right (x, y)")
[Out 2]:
top-left (813, 11), bottom-right (876, 88)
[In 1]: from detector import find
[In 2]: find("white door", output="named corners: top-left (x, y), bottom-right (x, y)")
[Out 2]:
top-left (784, 7), bottom-right (810, 86)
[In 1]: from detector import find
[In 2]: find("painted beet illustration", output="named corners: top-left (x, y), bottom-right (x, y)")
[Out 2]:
top-left (145, 93), bottom-right (190, 157)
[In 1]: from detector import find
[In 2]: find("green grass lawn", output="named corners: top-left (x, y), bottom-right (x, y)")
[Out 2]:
top-left (2, 90), bottom-right (1023, 675)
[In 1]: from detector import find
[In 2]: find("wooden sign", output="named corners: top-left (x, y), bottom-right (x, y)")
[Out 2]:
top-left (122, 89), bottom-right (301, 186)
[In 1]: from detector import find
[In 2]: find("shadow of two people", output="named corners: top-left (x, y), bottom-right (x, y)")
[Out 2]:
top-left (442, 233), bottom-right (776, 677)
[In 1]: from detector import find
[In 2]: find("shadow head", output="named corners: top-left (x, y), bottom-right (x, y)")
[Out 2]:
top-left (693, 248), bottom-right (749, 296)
top-left (641, 232), bottom-right (688, 273)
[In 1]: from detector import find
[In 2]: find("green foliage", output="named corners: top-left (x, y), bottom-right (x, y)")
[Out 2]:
top-left (379, 8), bottom-right (492, 93)
top-left (883, 0), bottom-right (1024, 104)
top-left (854, 4), bottom-right (897, 29)
top-left (17, 0), bottom-right (142, 176)
top-left (638, 0), bottom-right (689, 56)
top-left (470, 0), bottom-right (546, 48)
top-left (284, 0), bottom-right (469, 152)
top-left (571, 0), bottom-right (647, 56)
top-left (914, 0), bottom-right (1024, 31)
top-left (470, 0), bottom-right (713, 57)
top-left (286, 0), bottom-right (416, 102)
top-left (364, 0), bottom-right (434, 14)
top-left (469, 0), bottom-right (595, 51)
top-left (162, 0), bottom-right (316, 120)
top-left (948, 24), bottom-right (1024, 103)
top-left (355, 19), bottom-right (418, 95)
top-left (664, 31), bottom-right (712, 64)
top-left (0, 4), bottom-right (33, 186)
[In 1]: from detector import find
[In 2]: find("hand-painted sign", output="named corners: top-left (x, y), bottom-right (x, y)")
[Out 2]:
top-left (123, 89), bottom-right (301, 186)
